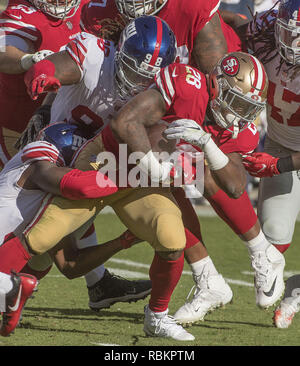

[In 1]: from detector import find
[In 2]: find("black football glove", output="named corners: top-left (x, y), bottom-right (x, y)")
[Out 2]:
top-left (15, 104), bottom-right (51, 150)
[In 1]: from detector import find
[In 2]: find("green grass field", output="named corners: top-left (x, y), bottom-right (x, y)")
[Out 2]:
top-left (1, 213), bottom-right (300, 348)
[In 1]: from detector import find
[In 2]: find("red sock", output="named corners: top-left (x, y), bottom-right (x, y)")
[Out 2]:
top-left (207, 189), bottom-right (257, 235)
top-left (0, 234), bottom-right (31, 274)
top-left (185, 228), bottom-right (200, 249)
top-left (149, 252), bottom-right (184, 312)
top-left (272, 243), bottom-right (290, 253)
top-left (20, 263), bottom-right (53, 280)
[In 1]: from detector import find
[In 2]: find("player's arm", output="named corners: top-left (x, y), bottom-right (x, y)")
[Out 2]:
top-left (24, 50), bottom-right (82, 100)
top-left (0, 42), bottom-right (34, 74)
top-left (48, 231), bottom-right (140, 279)
top-left (191, 12), bottom-right (228, 74)
top-left (243, 151), bottom-right (300, 177)
top-left (165, 119), bottom-right (247, 198)
top-left (19, 160), bottom-right (117, 199)
top-left (111, 87), bottom-right (166, 153)
top-left (219, 9), bottom-right (249, 43)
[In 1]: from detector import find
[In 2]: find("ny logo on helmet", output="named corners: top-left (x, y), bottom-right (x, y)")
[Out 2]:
top-left (72, 135), bottom-right (87, 151)
top-left (221, 56), bottom-right (240, 76)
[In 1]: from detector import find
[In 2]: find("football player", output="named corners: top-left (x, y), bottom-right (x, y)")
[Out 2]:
top-left (0, 122), bottom-right (147, 337)
top-left (237, 0), bottom-right (300, 328)
top-left (90, 0), bottom-right (287, 316)
top-left (0, 0), bottom-right (152, 307)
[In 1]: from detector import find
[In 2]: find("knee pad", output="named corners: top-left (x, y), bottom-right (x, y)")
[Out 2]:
top-left (262, 218), bottom-right (294, 245)
top-left (153, 212), bottom-right (186, 252)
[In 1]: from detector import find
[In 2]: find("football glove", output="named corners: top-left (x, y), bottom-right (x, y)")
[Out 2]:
top-left (242, 152), bottom-right (280, 177)
top-left (15, 104), bottom-right (51, 150)
top-left (24, 59), bottom-right (61, 100)
top-left (164, 119), bottom-right (211, 149)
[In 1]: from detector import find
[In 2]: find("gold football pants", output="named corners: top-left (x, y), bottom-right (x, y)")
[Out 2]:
top-left (24, 133), bottom-right (186, 254)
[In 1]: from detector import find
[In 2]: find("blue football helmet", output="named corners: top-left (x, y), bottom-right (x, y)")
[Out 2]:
top-left (37, 122), bottom-right (92, 166)
top-left (115, 0), bottom-right (168, 19)
top-left (114, 15), bottom-right (176, 99)
top-left (275, 0), bottom-right (300, 65)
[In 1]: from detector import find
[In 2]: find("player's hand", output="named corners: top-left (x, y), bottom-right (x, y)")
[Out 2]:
top-left (26, 74), bottom-right (61, 100)
top-left (242, 152), bottom-right (280, 177)
top-left (15, 105), bottom-right (51, 150)
top-left (165, 119), bottom-right (211, 149)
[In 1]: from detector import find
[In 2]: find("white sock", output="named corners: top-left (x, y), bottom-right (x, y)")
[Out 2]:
top-left (244, 230), bottom-right (270, 255)
top-left (190, 256), bottom-right (219, 280)
top-left (0, 273), bottom-right (13, 312)
top-left (75, 231), bottom-right (106, 287)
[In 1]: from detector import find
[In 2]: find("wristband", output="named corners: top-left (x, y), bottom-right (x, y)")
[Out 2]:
top-left (60, 169), bottom-right (118, 200)
top-left (277, 155), bottom-right (294, 173)
top-left (202, 138), bottom-right (229, 170)
top-left (20, 53), bottom-right (34, 71)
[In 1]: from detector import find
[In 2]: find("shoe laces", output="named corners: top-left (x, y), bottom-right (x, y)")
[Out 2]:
top-left (186, 274), bottom-right (218, 305)
top-left (251, 251), bottom-right (272, 288)
top-left (153, 314), bottom-right (183, 336)
top-left (282, 295), bottom-right (300, 315)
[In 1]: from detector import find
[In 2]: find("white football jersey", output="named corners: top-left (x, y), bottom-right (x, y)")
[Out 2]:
top-left (51, 32), bottom-right (125, 133)
top-left (248, 11), bottom-right (300, 151)
top-left (0, 141), bottom-right (64, 245)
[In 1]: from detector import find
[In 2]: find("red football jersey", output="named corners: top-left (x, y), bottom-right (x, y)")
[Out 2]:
top-left (81, 0), bottom-right (221, 65)
top-left (0, 0), bottom-right (89, 133)
top-left (155, 62), bottom-right (259, 155)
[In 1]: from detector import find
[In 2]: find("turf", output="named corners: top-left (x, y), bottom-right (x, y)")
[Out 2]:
top-left (1, 213), bottom-right (299, 348)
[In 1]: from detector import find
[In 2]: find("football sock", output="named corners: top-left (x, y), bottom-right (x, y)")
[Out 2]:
top-left (190, 256), bottom-right (219, 280)
top-left (207, 189), bottom-right (257, 235)
top-left (244, 229), bottom-right (270, 254)
top-left (272, 243), bottom-right (290, 253)
top-left (149, 252), bottom-right (184, 313)
top-left (0, 235), bottom-right (31, 274)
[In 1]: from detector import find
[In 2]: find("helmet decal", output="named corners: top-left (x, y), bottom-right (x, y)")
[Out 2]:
top-left (221, 55), bottom-right (240, 76)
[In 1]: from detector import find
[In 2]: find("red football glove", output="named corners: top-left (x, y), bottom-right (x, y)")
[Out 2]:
top-left (24, 59), bottom-right (61, 100)
top-left (242, 152), bottom-right (280, 177)
top-left (169, 153), bottom-right (196, 185)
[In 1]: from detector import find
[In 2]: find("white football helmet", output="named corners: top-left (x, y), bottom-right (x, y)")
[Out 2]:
top-left (115, 0), bottom-right (167, 19)
top-left (209, 52), bottom-right (268, 138)
top-left (275, 0), bottom-right (300, 65)
top-left (29, 0), bottom-right (80, 19)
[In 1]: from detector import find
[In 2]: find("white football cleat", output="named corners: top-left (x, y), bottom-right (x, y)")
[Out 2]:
top-left (251, 245), bottom-right (285, 309)
top-left (273, 275), bottom-right (300, 329)
top-left (143, 305), bottom-right (195, 341)
top-left (174, 274), bottom-right (233, 326)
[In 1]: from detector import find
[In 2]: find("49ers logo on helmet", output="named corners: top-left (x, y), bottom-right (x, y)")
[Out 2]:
top-left (221, 56), bottom-right (240, 76)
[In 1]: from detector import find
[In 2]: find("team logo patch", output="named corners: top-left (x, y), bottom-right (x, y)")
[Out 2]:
top-left (221, 56), bottom-right (240, 76)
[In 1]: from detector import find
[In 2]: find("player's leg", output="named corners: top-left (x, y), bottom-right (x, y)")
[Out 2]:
top-left (171, 187), bottom-right (233, 325)
top-left (204, 166), bottom-right (285, 308)
top-left (111, 186), bottom-right (195, 341)
top-left (258, 137), bottom-right (300, 253)
top-left (71, 133), bottom-right (153, 309)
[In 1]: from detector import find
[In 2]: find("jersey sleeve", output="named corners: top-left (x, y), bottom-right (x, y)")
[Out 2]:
top-left (21, 141), bottom-right (65, 166)
top-left (0, 4), bottom-right (42, 48)
top-left (154, 63), bottom-right (209, 124)
top-left (189, 0), bottom-right (221, 34)
top-left (65, 32), bottom-right (107, 81)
